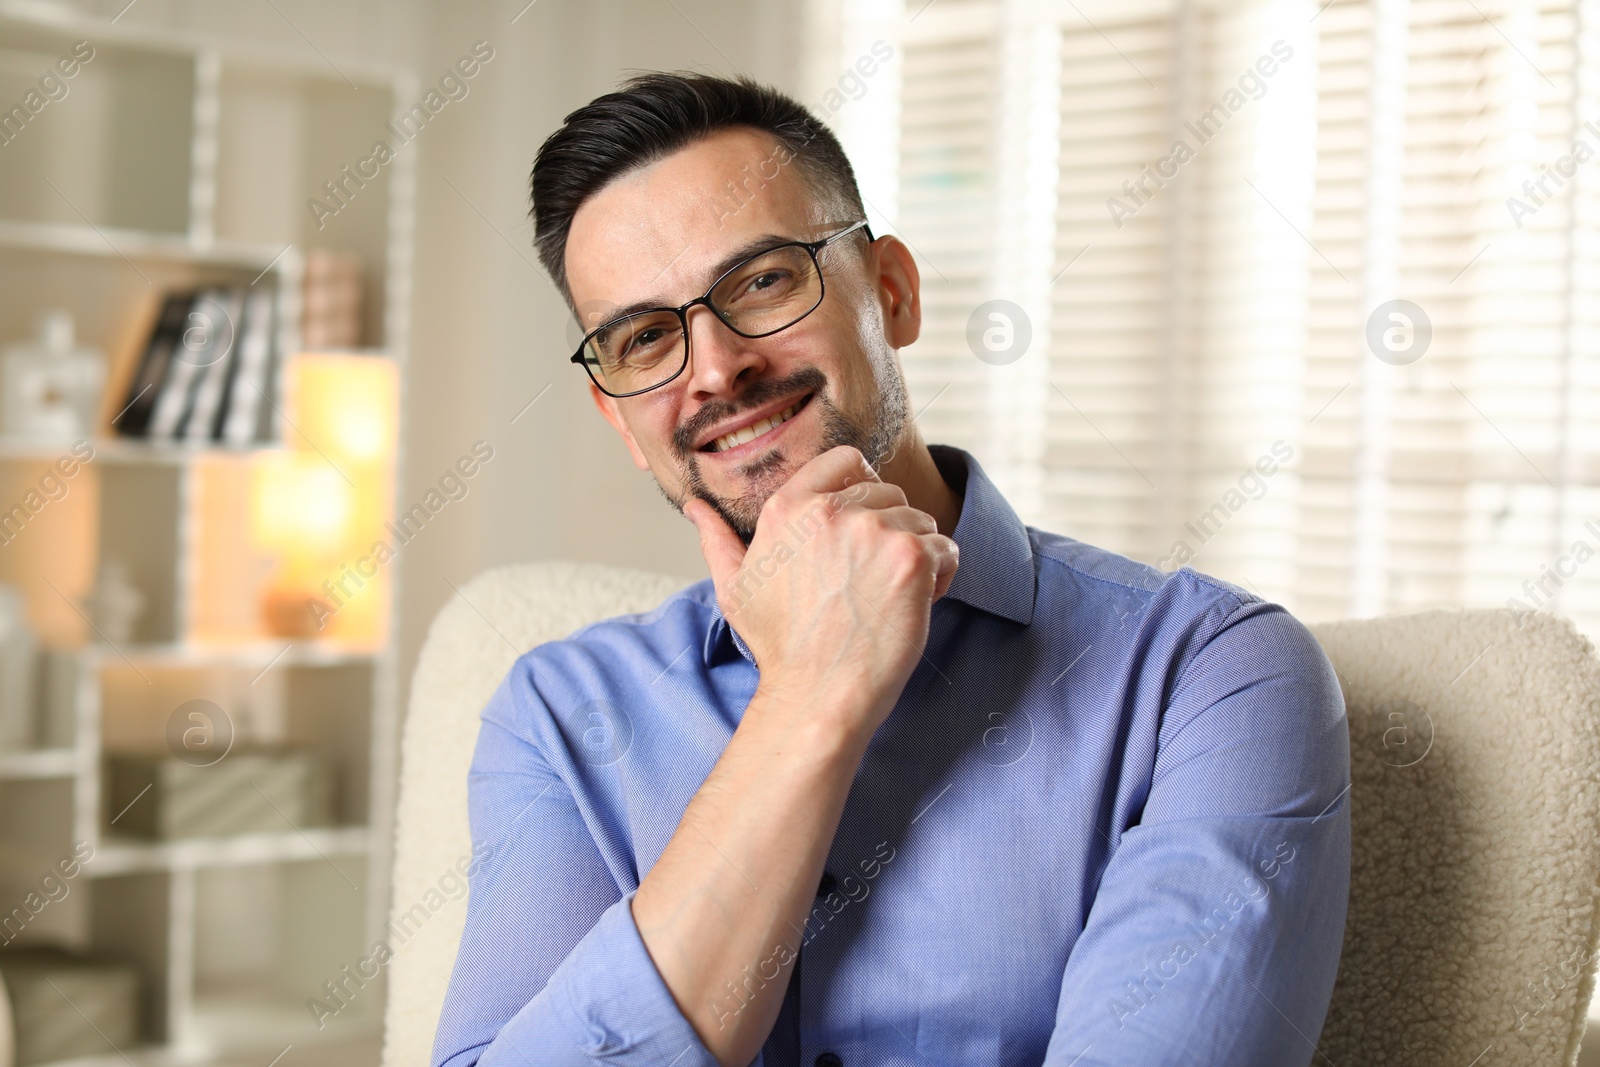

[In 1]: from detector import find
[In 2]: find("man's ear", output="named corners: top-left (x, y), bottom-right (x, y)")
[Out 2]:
top-left (872, 235), bottom-right (922, 349)
top-left (590, 383), bottom-right (652, 471)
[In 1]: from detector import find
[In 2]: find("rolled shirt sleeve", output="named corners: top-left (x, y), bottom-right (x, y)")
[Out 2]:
top-left (429, 672), bottom-right (720, 1067)
top-left (1041, 600), bottom-right (1352, 1066)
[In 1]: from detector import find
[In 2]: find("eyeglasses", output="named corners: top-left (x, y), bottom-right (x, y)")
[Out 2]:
top-left (570, 219), bottom-right (874, 398)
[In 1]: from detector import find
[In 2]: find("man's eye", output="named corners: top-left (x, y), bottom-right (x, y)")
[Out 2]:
top-left (746, 270), bottom-right (789, 294)
top-left (620, 326), bottom-right (675, 362)
top-left (638, 327), bottom-right (671, 348)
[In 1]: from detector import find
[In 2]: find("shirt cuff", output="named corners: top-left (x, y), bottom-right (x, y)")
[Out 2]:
top-left (489, 888), bottom-right (721, 1067)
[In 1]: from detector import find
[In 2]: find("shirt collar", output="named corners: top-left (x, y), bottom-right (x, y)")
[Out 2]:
top-left (928, 444), bottom-right (1036, 627)
top-left (703, 444), bottom-right (1036, 666)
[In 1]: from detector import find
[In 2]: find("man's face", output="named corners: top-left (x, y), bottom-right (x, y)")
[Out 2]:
top-left (564, 127), bottom-right (918, 543)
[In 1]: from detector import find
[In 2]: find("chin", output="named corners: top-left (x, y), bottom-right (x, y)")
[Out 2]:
top-left (673, 444), bottom-right (806, 545)
top-left (723, 447), bottom-right (802, 512)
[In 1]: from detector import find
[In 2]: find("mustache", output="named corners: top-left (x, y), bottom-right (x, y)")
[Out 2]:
top-left (671, 366), bottom-right (829, 455)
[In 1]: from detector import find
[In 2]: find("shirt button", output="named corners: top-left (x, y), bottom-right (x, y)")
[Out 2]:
top-left (815, 1055), bottom-right (843, 1067)
top-left (816, 870), bottom-right (836, 897)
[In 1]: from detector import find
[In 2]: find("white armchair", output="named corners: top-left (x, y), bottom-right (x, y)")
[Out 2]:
top-left (381, 562), bottom-right (1600, 1066)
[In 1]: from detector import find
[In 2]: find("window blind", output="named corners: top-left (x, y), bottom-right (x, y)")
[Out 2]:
top-left (807, 0), bottom-right (1600, 642)
top-left (887, 1), bottom-right (1000, 469)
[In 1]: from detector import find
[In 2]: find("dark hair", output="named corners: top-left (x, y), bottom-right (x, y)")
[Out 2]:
top-left (529, 71), bottom-right (865, 302)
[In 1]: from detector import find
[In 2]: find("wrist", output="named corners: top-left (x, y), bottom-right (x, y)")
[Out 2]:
top-left (749, 676), bottom-right (882, 759)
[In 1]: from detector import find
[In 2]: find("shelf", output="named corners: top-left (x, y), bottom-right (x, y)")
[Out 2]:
top-left (0, 0), bottom-right (407, 88)
top-left (26, 1032), bottom-right (382, 1067)
top-left (88, 440), bottom-right (279, 463)
top-left (0, 5), bottom-right (414, 1062)
top-left (21, 1047), bottom-right (179, 1067)
top-left (26, 1031), bottom-right (380, 1067)
top-left (0, 410), bottom-right (394, 465)
top-left (89, 825), bottom-right (370, 876)
top-left (0, 219), bottom-right (293, 272)
top-left (187, 990), bottom-right (381, 1056)
top-left (0, 746), bottom-right (76, 778)
top-left (85, 640), bottom-right (382, 667)
top-left (0, 437), bottom-right (280, 464)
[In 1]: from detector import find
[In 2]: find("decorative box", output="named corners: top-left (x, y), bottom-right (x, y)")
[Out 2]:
top-left (0, 947), bottom-right (140, 1065)
top-left (105, 748), bottom-right (335, 839)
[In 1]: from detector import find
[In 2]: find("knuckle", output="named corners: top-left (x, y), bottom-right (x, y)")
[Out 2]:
top-left (841, 505), bottom-right (874, 533)
top-left (840, 478), bottom-right (870, 500)
top-left (888, 534), bottom-right (926, 574)
top-left (864, 509), bottom-right (897, 534)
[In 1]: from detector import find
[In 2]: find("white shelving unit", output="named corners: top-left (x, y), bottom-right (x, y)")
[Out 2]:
top-left (0, 2), bottom-right (415, 1063)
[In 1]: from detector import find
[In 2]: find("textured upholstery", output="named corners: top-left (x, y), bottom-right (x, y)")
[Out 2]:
top-left (381, 561), bottom-right (1600, 1067)
top-left (382, 563), bottom-right (683, 1067)
top-left (1313, 608), bottom-right (1600, 1064)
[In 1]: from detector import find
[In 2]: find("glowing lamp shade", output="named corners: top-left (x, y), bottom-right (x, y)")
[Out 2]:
top-left (251, 454), bottom-right (352, 555)
top-left (250, 352), bottom-right (398, 643)
top-left (290, 353), bottom-right (398, 462)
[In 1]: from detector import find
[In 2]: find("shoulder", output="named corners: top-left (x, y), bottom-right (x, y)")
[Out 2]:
top-left (1025, 526), bottom-right (1330, 682)
top-left (542, 577), bottom-right (717, 654)
top-left (492, 579), bottom-right (718, 717)
top-left (1019, 531), bottom-right (1344, 808)
top-left (1028, 525), bottom-right (1258, 626)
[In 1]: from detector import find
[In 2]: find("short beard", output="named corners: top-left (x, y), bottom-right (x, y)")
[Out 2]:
top-left (661, 363), bottom-right (909, 546)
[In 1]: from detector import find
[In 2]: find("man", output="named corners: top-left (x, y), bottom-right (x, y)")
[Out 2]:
top-left (432, 72), bottom-right (1350, 1067)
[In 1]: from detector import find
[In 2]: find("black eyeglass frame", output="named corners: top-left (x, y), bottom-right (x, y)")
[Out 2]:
top-left (570, 219), bottom-right (875, 398)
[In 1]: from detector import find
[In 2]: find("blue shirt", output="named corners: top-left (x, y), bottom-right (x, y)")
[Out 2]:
top-left (432, 444), bottom-right (1351, 1067)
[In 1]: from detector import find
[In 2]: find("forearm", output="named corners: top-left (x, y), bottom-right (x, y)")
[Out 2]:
top-left (631, 683), bottom-right (872, 1067)
top-left (635, 446), bottom-right (955, 1066)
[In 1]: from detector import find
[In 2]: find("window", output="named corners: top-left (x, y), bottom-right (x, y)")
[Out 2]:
top-left (805, 0), bottom-right (1600, 637)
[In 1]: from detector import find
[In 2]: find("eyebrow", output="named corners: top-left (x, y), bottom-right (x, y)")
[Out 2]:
top-left (597, 232), bottom-right (802, 323)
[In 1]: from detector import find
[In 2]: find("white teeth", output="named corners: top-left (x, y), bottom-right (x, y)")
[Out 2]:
top-left (713, 402), bottom-right (801, 452)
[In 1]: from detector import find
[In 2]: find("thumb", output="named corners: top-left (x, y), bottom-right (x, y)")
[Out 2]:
top-left (684, 498), bottom-right (747, 599)
top-left (931, 536), bottom-right (959, 602)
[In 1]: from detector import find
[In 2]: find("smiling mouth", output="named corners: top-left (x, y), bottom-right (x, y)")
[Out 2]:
top-left (700, 394), bottom-right (812, 454)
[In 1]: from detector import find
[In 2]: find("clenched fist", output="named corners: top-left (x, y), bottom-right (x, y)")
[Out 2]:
top-left (685, 445), bottom-right (959, 744)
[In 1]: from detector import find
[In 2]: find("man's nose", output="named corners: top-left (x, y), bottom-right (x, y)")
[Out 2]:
top-left (683, 304), bottom-right (767, 398)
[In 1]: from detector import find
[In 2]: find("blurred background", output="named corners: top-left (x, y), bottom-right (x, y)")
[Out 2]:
top-left (1, 0), bottom-right (1598, 1063)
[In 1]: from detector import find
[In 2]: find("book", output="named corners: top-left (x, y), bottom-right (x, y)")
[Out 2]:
top-left (145, 289), bottom-right (220, 439)
top-left (302, 248), bottom-right (363, 348)
top-left (120, 286), bottom-right (281, 443)
top-left (220, 288), bottom-right (275, 444)
top-left (180, 288), bottom-right (245, 442)
top-left (113, 290), bottom-right (192, 437)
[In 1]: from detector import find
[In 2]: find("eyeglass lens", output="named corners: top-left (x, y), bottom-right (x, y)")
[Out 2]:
top-left (584, 243), bottom-right (823, 395)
